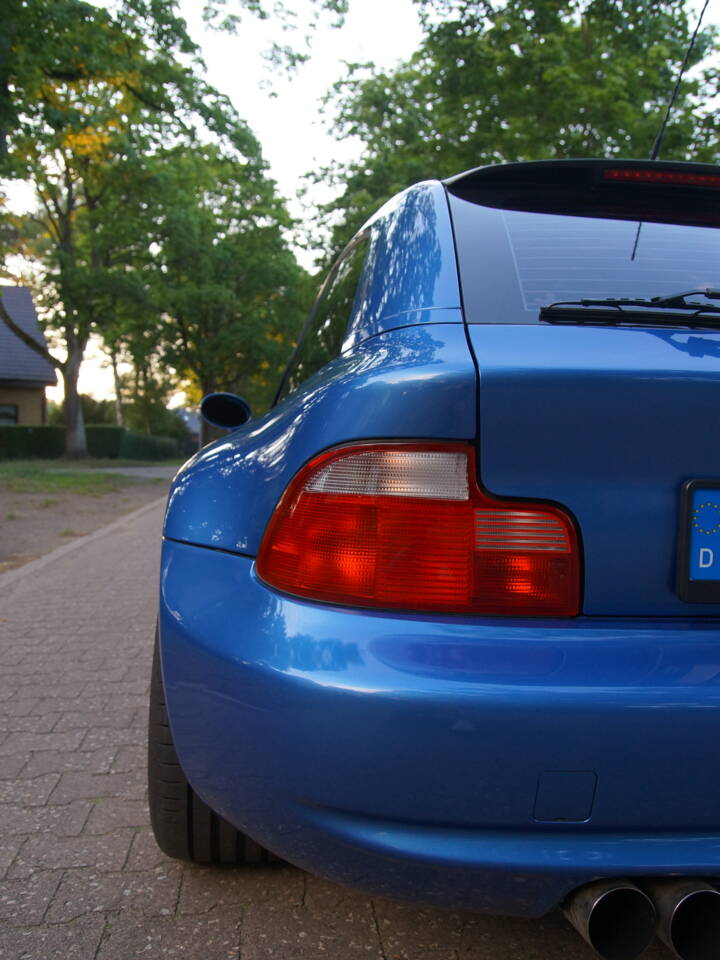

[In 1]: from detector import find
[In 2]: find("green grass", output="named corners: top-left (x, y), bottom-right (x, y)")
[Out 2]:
top-left (0, 457), bottom-right (184, 470)
top-left (0, 462), bottom-right (163, 496)
top-left (70, 457), bottom-right (185, 468)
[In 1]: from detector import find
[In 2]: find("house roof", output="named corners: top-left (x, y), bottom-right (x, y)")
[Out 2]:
top-left (0, 286), bottom-right (57, 387)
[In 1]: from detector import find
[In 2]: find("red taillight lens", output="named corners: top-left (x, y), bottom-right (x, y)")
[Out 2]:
top-left (256, 444), bottom-right (580, 616)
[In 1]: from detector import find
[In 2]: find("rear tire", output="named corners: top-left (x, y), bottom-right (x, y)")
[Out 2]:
top-left (148, 627), bottom-right (276, 864)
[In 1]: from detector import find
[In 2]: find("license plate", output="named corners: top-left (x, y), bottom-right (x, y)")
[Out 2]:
top-left (677, 480), bottom-right (720, 602)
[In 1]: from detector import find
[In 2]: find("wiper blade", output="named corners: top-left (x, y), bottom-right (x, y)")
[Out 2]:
top-left (540, 289), bottom-right (720, 328)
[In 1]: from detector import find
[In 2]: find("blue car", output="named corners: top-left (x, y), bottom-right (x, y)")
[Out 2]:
top-left (150, 159), bottom-right (720, 960)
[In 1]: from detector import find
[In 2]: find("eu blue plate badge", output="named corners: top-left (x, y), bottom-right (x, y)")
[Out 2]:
top-left (677, 480), bottom-right (720, 602)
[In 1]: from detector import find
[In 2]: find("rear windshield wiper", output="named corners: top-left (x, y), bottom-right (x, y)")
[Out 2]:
top-left (540, 288), bottom-right (720, 328)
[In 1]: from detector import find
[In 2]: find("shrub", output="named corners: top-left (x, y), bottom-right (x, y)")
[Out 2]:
top-left (124, 402), bottom-right (193, 445)
top-left (48, 396), bottom-right (117, 426)
top-left (0, 426), bottom-right (65, 459)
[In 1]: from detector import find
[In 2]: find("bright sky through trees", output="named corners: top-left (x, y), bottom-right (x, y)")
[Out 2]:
top-left (179, 0), bottom-right (422, 217)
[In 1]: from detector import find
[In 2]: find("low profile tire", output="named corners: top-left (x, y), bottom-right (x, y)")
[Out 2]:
top-left (148, 628), bottom-right (276, 865)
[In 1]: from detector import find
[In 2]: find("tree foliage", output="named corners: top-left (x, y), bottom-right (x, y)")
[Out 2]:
top-left (0, 0), bottom-right (258, 172)
top-left (0, 0), bottom-right (346, 165)
top-left (145, 146), bottom-right (308, 420)
top-left (1, 0), bottom-right (305, 455)
top-left (203, 0), bottom-right (349, 71)
top-left (48, 395), bottom-right (116, 426)
top-left (316, 0), bottom-right (720, 253)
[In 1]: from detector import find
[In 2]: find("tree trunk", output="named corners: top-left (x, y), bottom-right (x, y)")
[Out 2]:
top-left (141, 364), bottom-right (152, 434)
top-left (199, 380), bottom-right (217, 449)
top-left (110, 348), bottom-right (125, 427)
top-left (63, 341), bottom-right (87, 458)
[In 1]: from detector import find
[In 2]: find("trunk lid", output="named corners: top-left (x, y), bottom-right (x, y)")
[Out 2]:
top-left (467, 323), bottom-right (720, 616)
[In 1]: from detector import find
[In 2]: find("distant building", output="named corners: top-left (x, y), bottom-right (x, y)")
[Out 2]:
top-left (174, 407), bottom-right (200, 446)
top-left (0, 287), bottom-right (57, 425)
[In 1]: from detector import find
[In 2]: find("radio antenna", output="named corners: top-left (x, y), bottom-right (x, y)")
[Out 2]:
top-left (650, 0), bottom-right (710, 160)
top-left (631, 0), bottom-right (710, 260)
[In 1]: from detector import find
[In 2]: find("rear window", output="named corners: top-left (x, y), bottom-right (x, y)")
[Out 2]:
top-left (449, 196), bottom-right (720, 324)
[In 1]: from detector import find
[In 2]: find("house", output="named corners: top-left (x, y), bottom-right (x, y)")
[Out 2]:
top-left (0, 286), bottom-right (57, 425)
top-left (174, 406), bottom-right (201, 446)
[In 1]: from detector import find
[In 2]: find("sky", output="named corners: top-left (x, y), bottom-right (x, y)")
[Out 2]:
top-left (42, 0), bottom-right (424, 403)
top-left (179, 0), bottom-right (423, 222)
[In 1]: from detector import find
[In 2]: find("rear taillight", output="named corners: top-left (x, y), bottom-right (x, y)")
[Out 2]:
top-left (256, 443), bottom-right (580, 616)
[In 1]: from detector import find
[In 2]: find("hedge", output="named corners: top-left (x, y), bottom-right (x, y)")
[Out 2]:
top-left (0, 425), bottom-right (178, 460)
top-left (86, 425), bottom-right (125, 458)
top-left (0, 425), bottom-right (65, 459)
top-left (119, 431), bottom-right (178, 460)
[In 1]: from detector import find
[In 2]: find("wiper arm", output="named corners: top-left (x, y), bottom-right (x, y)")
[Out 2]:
top-left (540, 289), bottom-right (720, 328)
top-left (651, 288), bottom-right (720, 308)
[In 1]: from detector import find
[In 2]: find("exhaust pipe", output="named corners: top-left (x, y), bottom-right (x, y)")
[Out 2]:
top-left (642, 879), bottom-right (720, 960)
top-left (563, 879), bottom-right (657, 960)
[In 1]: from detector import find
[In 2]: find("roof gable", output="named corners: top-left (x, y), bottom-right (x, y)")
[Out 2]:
top-left (0, 287), bottom-right (57, 386)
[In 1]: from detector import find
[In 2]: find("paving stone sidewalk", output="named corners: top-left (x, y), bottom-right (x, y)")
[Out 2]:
top-left (0, 500), bottom-right (669, 960)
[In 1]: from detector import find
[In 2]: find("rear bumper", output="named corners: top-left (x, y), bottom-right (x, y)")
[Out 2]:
top-left (159, 538), bottom-right (720, 916)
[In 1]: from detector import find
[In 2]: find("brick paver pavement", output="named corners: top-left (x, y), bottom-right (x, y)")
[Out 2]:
top-left (0, 499), bottom-right (671, 960)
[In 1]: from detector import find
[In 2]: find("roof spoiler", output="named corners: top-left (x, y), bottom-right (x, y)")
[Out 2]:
top-left (444, 159), bottom-right (720, 227)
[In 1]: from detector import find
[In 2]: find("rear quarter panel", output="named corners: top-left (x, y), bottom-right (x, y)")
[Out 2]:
top-left (164, 321), bottom-right (476, 555)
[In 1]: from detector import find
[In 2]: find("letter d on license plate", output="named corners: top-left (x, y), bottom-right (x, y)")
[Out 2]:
top-left (677, 479), bottom-right (720, 602)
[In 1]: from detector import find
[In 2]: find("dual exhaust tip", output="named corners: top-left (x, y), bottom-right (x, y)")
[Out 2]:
top-left (564, 877), bottom-right (720, 960)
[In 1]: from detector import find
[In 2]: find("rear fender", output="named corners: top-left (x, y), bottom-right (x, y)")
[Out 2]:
top-left (163, 321), bottom-right (476, 556)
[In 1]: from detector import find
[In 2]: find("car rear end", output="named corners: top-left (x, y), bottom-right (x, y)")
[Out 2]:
top-left (444, 159), bottom-right (720, 942)
top-left (159, 161), bottom-right (720, 935)
top-left (448, 160), bottom-right (720, 619)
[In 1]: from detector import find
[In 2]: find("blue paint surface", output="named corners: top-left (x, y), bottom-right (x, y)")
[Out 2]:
top-left (465, 323), bottom-right (720, 615)
top-left (159, 540), bottom-right (720, 915)
top-left (164, 320), bottom-right (474, 556)
top-left (342, 181), bottom-right (462, 348)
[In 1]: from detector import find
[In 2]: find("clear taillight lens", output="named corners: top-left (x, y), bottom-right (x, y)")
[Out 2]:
top-left (256, 443), bottom-right (580, 616)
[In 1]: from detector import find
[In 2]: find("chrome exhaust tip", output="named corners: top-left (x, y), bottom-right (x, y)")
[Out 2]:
top-left (563, 879), bottom-right (657, 960)
top-left (643, 879), bottom-right (720, 960)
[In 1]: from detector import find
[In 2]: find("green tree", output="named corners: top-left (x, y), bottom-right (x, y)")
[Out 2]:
top-left (316, 0), bottom-right (720, 253)
top-left (144, 145), bottom-right (308, 442)
top-left (0, 0), bottom-right (264, 457)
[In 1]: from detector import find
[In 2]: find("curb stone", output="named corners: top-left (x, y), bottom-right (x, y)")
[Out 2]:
top-left (0, 496), bottom-right (167, 594)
